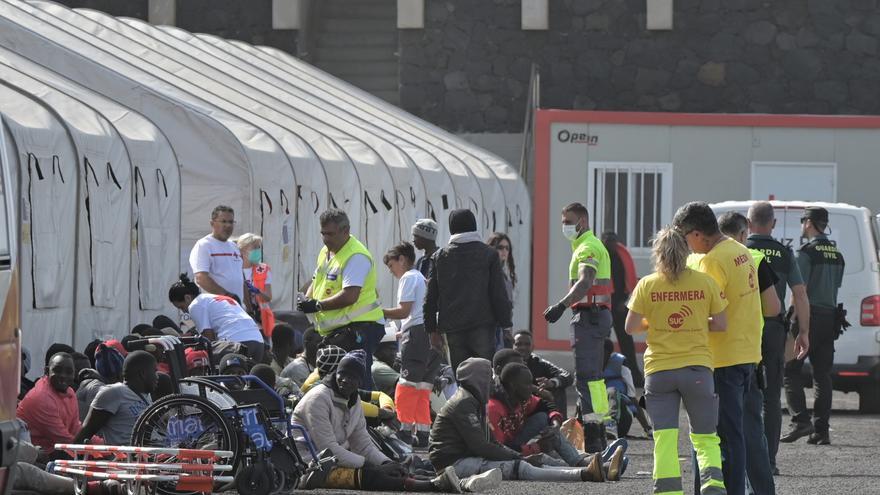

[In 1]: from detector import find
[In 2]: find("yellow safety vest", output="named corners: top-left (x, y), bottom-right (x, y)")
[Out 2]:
top-left (749, 248), bottom-right (765, 268)
top-left (311, 236), bottom-right (383, 336)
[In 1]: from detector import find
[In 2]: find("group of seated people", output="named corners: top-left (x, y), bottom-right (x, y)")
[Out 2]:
top-left (14, 305), bottom-right (648, 493)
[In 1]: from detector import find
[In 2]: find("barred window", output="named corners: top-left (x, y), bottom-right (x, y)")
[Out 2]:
top-left (587, 162), bottom-right (673, 251)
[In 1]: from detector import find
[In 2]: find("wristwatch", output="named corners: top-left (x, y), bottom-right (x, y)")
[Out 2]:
top-left (315, 300), bottom-right (323, 312)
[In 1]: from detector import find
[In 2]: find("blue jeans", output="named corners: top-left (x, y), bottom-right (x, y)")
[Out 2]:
top-left (744, 369), bottom-right (775, 495)
top-left (694, 364), bottom-right (752, 495)
top-left (512, 412), bottom-right (584, 467)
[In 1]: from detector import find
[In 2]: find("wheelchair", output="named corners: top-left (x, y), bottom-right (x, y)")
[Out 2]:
top-left (126, 336), bottom-right (329, 495)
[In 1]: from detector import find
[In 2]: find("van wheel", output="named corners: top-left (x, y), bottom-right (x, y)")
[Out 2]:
top-left (858, 382), bottom-right (880, 413)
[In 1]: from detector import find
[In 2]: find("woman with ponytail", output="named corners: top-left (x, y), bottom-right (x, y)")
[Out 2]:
top-left (624, 227), bottom-right (729, 495)
top-left (168, 274), bottom-right (265, 362)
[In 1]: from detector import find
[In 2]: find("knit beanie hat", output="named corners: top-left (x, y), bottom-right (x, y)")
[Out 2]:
top-left (95, 343), bottom-right (125, 380)
top-left (449, 209), bottom-right (477, 235)
top-left (412, 218), bottom-right (439, 241)
top-left (316, 345), bottom-right (347, 377)
top-left (337, 349), bottom-right (367, 381)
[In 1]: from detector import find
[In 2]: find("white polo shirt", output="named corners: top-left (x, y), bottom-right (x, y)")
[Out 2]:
top-left (189, 234), bottom-right (245, 303)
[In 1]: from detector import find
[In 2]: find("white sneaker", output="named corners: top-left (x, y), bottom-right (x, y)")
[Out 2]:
top-left (460, 467), bottom-right (502, 492)
top-left (432, 465), bottom-right (463, 493)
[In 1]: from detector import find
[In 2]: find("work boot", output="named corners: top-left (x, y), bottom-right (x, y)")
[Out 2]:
top-left (431, 466), bottom-right (463, 493)
top-left (580, 453), bottom-right (605, 482)
top-left (779, 422), bottom-right (814, 443)
top-left (460, 467), bottom-right (502, 492)
top-left (583, 421), bottom-right (607, 454)
top-left (604, 446), bottom-right (625, 481)
top-left (807, 431), bottom-right (831, 445)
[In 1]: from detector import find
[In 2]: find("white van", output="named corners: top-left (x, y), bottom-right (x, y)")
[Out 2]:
top-left (712, 201), bottom-right (880, 413)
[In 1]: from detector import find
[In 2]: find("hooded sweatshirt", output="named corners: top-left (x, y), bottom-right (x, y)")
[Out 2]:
top-left (428, 358), bottom-right (519, 470)
top-left (292, 373), bottom-right (390, 468)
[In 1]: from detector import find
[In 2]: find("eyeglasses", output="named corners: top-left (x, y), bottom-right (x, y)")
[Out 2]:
top-left (214, 220), bottom-right (236, 225)
top-left (496, 245), bottom-right (510, 251)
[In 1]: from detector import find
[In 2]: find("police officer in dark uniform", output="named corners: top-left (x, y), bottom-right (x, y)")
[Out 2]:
top-left (781, 206), bottom-right (845, 446)
top-left (747, 201), bottom-right (811, 473)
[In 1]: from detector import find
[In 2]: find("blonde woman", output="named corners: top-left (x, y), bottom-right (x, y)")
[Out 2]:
top-left (237, 233), bottom-right (275, 339)
top-left (625, 227), bottom-right (728, 495)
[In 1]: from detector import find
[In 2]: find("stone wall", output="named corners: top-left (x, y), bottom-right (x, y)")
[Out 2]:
top-left (399, 0), bottom-right (880, 132)
top-left (53, 0), bottom-right (148, 19)
top-left (53, 0), bottom-right (298, 54)
top-left (176, 0), bottom-right (297, 53)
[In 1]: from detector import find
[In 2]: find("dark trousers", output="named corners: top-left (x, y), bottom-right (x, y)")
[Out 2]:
top-left (695, 364), bottom-right (753, 495)
top-left (445, 326), bottom-right (496, 371)
top-left (784, 307), bottom-right (836, 433)
top-left (744, 369), bottom-right (775, 495)
top-left (761, 318), bottom-right (787, 468)
top-left (326, 321), bottom-right (385, 390)
top-left (611, 301), bottom-right (644, 387)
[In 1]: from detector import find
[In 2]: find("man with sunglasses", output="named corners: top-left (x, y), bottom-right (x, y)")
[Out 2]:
top-left (189, 204), bottom-right (248, 308)
top-left (781, 206), bottom-right (845, 446)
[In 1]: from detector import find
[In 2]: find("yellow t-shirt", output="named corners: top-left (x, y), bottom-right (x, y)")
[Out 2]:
top-left (688, 238), bottom-right (764, 368)
top-left (628, 269), bottom-right (727, 375)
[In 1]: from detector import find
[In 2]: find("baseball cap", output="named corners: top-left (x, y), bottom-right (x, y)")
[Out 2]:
top-left (185, 348), bottom-right (210, 371)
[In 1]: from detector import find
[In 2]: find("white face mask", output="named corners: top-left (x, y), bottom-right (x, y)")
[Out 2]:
top-left (562, 224), bottom-right (579, 241)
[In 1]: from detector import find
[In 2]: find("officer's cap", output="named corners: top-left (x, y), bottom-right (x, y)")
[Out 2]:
top-left (801, 206), bottom-right (829, 225)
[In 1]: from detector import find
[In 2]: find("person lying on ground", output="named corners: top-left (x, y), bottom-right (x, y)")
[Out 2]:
top-left (293, 350), bottom-right (501, 493)
top-left (429, 357), bottom-right (623, 483)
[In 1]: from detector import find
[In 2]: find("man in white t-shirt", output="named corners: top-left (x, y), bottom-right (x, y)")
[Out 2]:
top-left (189, 205), bottom-right (248, 308)
top-left (187, 293), bottom-right (265, 362)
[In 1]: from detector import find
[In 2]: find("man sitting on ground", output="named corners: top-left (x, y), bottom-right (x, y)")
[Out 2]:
top-left (513, 330), bottom-right (574, 419)
top-left (602, 339), bottom-right (652, 438)
top-left (77, 343), bottom-right (125, 420)
top-left (293, 350), bottom-right (498, 492)
top-left (282, 327), bottom-right (321, 388)
top-left (270, 323), bottom-right (297, 375)
top-left (74, 351), bottom-right (157, 445)
top-left (17, 352), bottom-right (82, 457)
top-left (372, 333), bottom-right (401, 398)
top-left (429, 357), bottom-right (614, 483)
top-left (488, 363), bottom-right (616, 472)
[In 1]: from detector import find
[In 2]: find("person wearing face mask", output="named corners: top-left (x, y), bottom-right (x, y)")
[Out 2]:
top-left (543, 203), bottom-right (614, 429)
top-left (237, 232), bottom-right (276, 340)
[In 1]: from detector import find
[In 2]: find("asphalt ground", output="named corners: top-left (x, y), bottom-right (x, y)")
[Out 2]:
top-left (306, 390), bottom-right (880, 495)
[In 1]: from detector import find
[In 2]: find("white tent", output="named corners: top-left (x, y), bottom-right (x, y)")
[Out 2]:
top-left (29, 0), bottom-right (301, 311)
top-left (0, 83), bottom-right (78, 361)
top-left (68, 7), bottom-right (404, 305)
top-left (248, 44), bottom-right (532, 327)
top-left (178, 31), bottom-right (464, 246)
top-left (0, 65), bottom-right (133, 352)
top-left (0, 0), bottom-right (299, 311)
top-left (0, 47), bottom-right (182, 329)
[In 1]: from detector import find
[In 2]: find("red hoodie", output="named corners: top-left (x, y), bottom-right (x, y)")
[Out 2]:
top-left (487, 392), bottom-right (562, 455)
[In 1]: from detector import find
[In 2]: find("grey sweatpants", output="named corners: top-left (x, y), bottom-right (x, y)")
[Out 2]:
top-left (645, 366), bottom-right (718, 433)
top-left (453, 456), bottom-right (583, 482)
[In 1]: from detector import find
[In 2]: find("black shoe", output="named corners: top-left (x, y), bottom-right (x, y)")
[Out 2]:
top-left (772, 466), bottom-right (780, 476)
top-left (780, 423), bottom-right (814, 443)
top-left (416, 430), bottom-right (430, 448)
top-left (807, 431), bottom-right (830, 445)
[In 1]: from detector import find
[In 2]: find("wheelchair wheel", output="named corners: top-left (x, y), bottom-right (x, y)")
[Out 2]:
top-left (131, 393), bottom-right (239, 495)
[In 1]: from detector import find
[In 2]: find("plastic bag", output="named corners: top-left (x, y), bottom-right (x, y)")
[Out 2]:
top-left (560, 417), bottom-right (584, 450)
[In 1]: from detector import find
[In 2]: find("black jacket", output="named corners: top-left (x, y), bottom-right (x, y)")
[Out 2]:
top-left (428, 358), bottom-right (519, 470)
top-left (424, 238), bottom-right (513, 334)
top-left (525, 353), bottom-right (574, 390)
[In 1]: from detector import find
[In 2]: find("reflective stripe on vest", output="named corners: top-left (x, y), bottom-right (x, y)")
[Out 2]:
top-left (252, 263), bottom-right (276, 338)
top-left (311, 235), bottom-right (384, 335)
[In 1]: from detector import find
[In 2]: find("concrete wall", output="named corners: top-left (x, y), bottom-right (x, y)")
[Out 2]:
top-left (400, 0), bottom-right (880, 133)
